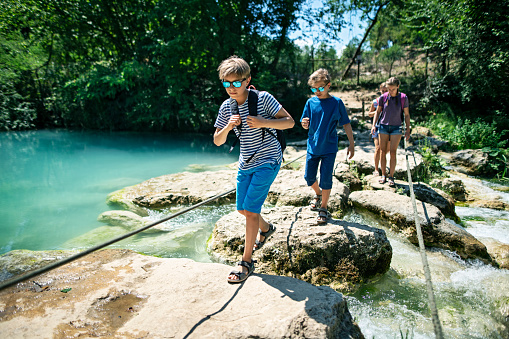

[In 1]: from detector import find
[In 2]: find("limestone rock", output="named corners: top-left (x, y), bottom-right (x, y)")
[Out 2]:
top-left (469, 199), bottom-right (509, 211)
top-left (349, 190), bottom-right (492, 263)
top-left (366, 176), bottom-right (458, 220)
top-left (267, 170), bottom-right (350, 213)
top-left (98, 210), bottom-right (149, 228)
top-left (431, 178), bottom-right (468, 201)
top-left (480, 237), bottom-right (509, 269)
top-left (411, 126), bottom-right (432, 137)
top-left (0, 249), bottom-right (364, 338)
top-left (336, 147), bottom-right (423, 179)
top-left (333, 162), bottom-right (363, 192)
top-left (106, 170), bottom-right (237, 211)
top-left (445, 149), bottom-right (491, 176)
top-left (208, 206), bottom-right (392, 292)
top-left (0, 249), bottom-right (77, 283)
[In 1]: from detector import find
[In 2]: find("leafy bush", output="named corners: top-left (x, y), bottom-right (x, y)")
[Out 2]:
top-left (0, 83), bottom-right (36, 131)
top-left (414, 144), bottom-right (447, 183)
top-left (483, 147), bottom-right (509, 180)
top-left (425, 114), bottom-right (507, 150)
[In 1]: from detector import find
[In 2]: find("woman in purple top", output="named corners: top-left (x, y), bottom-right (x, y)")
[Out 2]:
top-left (370, 77), bottom-right (410, 186)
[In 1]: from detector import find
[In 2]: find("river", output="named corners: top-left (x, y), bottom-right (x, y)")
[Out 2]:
top-left (1, 130), bottom-right (508, 338)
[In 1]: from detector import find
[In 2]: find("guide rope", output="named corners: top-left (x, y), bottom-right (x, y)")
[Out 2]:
top-left (403, 126), bottom-right (444, 339)
top-left (0, 153), bottom-right (306, 292)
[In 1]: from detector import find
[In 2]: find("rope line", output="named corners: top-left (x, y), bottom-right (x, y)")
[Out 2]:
top-left (403, 129), bottom-right (444, 338)
top-left (0, 153), bottom-right (306, 292)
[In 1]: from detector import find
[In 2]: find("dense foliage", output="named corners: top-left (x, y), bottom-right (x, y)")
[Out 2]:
top-left (0, 0), bottom-right (309, 132)
top-left (1, 0), bottom-right (508, 139)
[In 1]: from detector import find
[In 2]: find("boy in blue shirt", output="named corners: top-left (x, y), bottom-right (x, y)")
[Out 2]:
top-left (301, 69), bottom-right (354, 224)
top-left (214, 56), bottom-right (295, 283)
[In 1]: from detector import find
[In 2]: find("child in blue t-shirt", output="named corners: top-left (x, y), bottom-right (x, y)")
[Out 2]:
top-left (301, 69), bottom-right (354, 224)
top-left (214, 56), bottom-right (294, 283)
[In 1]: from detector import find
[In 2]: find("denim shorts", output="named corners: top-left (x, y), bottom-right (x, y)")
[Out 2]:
top-left (304, 152), bottom-right (337, 190)
top-left (236, 162), bottom-right (281, 213)
top-left (378, 124), bottom-right (402, 135)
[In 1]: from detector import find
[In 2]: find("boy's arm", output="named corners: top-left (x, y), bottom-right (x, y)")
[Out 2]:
top-left (213, 115), bottom-right (241, 146)
top-left (343, 123), bottom-right (355, 159)
top-left (367, 102), bottom-right (376, 117)
top-left (246, 107), bottom-right (295, 130)
top-left (371, 105), bottom-right (382, 134)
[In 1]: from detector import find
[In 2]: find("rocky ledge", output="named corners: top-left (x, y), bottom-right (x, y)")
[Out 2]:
top-left (0, 249), bottom-right (364, 339)
top-left (208, 206), bottom-right (392, 292)
top-left (349, 190), bottom-right (492, 264)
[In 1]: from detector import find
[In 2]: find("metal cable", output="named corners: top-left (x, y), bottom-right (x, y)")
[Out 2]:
top-left (404, 130), bottom-right (444, 338)
top-left (0, 153), bottom-right (306, 292)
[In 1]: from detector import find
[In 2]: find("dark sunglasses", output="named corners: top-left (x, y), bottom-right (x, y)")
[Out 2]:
top-left (310, 86), bottom-right (326, 93)
top-left (222, 78), bottom-right (246, 88)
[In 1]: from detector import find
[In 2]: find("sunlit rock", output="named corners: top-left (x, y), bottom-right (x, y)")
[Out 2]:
top-left (366, 176), bottom-right (458, 221)
top-left (349, 190), bottom-right (492, 264)
top-left (430, 178), bottom-right (468, 202)
top-left (0, 249), bottom-right (364, 338)
top-left (106, 170), bottom-right (237, 211)
top-left (443, 149), bottom-right (491, 176)
top-left (209, 206), bottom-right (392, 293)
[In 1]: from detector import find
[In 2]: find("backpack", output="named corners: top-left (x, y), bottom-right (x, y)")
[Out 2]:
top-left (228, 88), bottom-right (286, 163)
top-left (377, 92), bottom-right (407, 125)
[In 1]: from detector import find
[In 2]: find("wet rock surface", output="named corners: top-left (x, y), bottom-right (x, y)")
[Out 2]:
top-left (0, 249), bottom-right (364, 338)
top-left (209, 206), bottom-right (392, 292)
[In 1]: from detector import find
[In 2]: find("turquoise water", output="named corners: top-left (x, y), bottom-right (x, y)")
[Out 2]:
top-left (2, 130), bottom-right (509, 337)
top-left (0, 130), bottom-right (238, 255)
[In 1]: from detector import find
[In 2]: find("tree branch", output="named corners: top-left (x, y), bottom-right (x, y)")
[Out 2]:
top-left (341, 1), bottom-right (389, 80)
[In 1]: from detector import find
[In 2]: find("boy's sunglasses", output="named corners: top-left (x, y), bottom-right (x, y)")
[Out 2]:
top-left (310, 84), bottom-right (328, 93)
top-left (222, 78), bottom-right (246, 88)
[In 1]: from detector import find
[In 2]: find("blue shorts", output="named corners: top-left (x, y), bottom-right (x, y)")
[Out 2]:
top-left (236, 162), bottom-right (281, 213)
top-left (304, 152), bottom-right (336, 190)
top-left (379, 124), bottom-right (402, 135)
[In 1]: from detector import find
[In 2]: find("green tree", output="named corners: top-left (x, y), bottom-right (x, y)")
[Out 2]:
top-left (379, 44), bottom-right (404, 77)
top-left (0, 0), bottom-right (308, 132)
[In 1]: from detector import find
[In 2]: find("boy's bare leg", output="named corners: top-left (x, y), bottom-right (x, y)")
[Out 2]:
top-left (310, 180), bottom-right (322, 196)
top-left (389, 135), bottom-right (402, 178)
top-left (320, 189), bottom-right (331, 209)
top-left (378, 134), bottom-right (390, 177)
top-left (228, 210), bottom-right (259, 281)
top-left (254, 214), bottom-right (271, 249)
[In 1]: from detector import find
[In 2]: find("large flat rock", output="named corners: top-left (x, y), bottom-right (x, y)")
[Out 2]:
top-left (209, 206), bottom-right (392, 292)
top-left (349, 190), bottom-right (492, 263)
top-left (106, 170), bottom-right (237, 212)
top-left (0, 249), bottom-right (364, 338)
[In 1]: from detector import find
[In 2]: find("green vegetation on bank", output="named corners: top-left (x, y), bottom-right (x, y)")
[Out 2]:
top-left (1, 0), bottom-right (508, 151)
